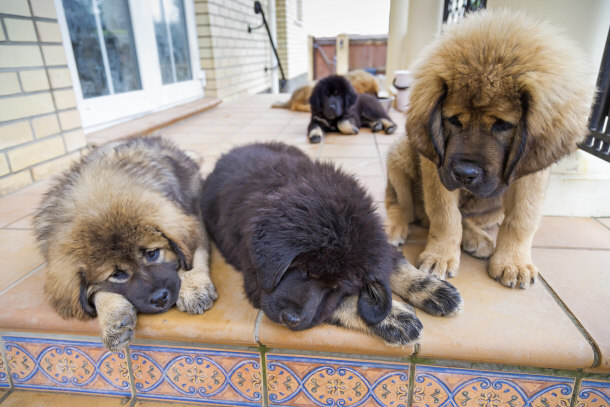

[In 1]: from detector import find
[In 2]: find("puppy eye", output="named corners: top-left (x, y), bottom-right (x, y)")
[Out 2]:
top-left (144, 248), bottom-right (160, 262)
top-left (492, 119), bottom-right (515, 133)
top-left (447, 115), bottom-right (462, 128)
top-left (109, 268), bottom-right (129, 283)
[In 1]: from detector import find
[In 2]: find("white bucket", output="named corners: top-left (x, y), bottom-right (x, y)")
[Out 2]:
top-left (393, 70), bottom-right (413, 112)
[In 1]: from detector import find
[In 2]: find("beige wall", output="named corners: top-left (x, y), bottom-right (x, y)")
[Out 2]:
top-left (488, 0), bottom-right (610, 70)
top-left (195, 0), bottom-right (275, 101)
top-left (275, 0), bottom-right (308, 81)
top-left (0, 0), bottom-right (86, 196)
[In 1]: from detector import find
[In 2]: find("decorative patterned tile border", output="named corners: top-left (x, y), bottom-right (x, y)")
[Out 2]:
top-left (266, 353), bottom-right (410, 406)
top-left (0, 347), bottom-right (8, 388)
top-left (129, 344), bottom-right (262, 406)
top-left (577, 379), bottom-right (610, 406)
top-left (413, 365), bottom-right (575, 407)
top-left (1, 336), bottom-right (130, 396)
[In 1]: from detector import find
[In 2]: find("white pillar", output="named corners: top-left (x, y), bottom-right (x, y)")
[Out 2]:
top-left (386, 0), bottom-right (410, 94)
top-left (268, 0), bottom-right (279, 94)
top-left (386, 0), bottom-right (444, 93)
top-left (335, 34), bottom-right (349, 75)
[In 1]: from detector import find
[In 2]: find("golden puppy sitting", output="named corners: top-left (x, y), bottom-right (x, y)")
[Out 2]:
top-left (35, 137), bottom-right (217, 351)
top-left (385, 9), bottom-right (596, 288)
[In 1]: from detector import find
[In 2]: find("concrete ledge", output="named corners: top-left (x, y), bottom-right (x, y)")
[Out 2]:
top-left (86, 97), bottom-right (222, 147)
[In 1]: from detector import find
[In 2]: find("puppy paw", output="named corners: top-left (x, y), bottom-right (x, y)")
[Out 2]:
top-left (177, 275), bottom-right (217, 314)
top-left (308, 127), bottom-right (324, 143)
top-left (371, 301), bottom-right (423, 346)
top-left (462, 228), bottom-right (495, 259)
top-left (381, 119), bottom-right (397, 134)
top-left (337, 119), bottom-right (359, 135)
top-left (417, 245), bottom-right (461, 279)
top-left (385, 205), bottom-right (409, 246)
top-left (392, 259), bottom-right (463, 317)
top-left (385, 124), bottom-right (397, 134)
top-left (371, 120), bottom-right (383, 132)
top-left (94, 292), bottom-right (137, 352)
top-left (407, 277), bottom-right (463, 317)
top-left (489, 253), bottom-right (538, 289)
top-left (103, 311), bottom-right (136, 352)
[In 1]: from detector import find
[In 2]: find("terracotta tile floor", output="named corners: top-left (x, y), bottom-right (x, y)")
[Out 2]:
top-left (0, 95), bottom-right (609, 388)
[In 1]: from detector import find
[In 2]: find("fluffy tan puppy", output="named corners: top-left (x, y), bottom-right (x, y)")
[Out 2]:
top-left (385, 9), bottom-right (596, 288)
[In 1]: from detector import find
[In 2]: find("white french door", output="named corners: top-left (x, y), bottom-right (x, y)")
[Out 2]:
top-left (55, 0), bottom-right (203, 132)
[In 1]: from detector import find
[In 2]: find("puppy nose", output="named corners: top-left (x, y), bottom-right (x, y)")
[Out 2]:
top-left (150, 288), bottom-right (169, 308)
top-left (281, 310), bottom-right (302, 328)
top-left (329, 103), bottom-right (337, 112)
top-left (452, 162), bottom-right (482, 185)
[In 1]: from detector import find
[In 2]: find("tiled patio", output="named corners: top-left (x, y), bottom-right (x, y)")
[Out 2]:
top-left (0, 94), bottom-right (609, 406)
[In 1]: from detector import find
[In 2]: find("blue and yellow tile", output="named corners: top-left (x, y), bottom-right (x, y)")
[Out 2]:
top-left (413, 365), bottom-right (575, 407)
top-left (576, 379), bottom-right (610, 407)
top-left (1, 336), bottom-right (131, 396)
top-left (266, 353), bottom-right (410, 406)
top-left (0, 348), bottom-right (9, 388)
top-left (129, 344), bottom-right (262, 406)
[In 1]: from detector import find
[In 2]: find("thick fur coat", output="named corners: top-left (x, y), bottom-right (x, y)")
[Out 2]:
top-left (385, 9), bottom-right (596, 288)
top-left (201, 142), bottom-right (463, 345)
top-left (35, 136), bottom-right (217, 350)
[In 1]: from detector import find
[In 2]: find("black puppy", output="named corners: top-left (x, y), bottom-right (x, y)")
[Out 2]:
top-left (307, 75), bottom-right (397, 143)
top-left (201, 142), bottom-right (463, 345)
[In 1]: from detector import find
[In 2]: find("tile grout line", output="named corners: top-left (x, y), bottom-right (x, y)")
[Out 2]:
top-left (254, 310), bottom-right (263, 344)
top-left (569, 376), bottom-right (583, 407)
top-left (593, 217), bottom-right (610, 231)
top-left (124, 345), bottom-right (138, 403)
top-left (0, 389), bottom-right (12, 405)
top-left (538, 276), bottom-right (601, 368)
top-left (407, 360), bottom-right (416, 407)
top-left (0, 263), bottom-right (46, 297)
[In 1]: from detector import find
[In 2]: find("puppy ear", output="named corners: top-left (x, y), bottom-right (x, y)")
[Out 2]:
top-left (159, 214), bottom-right (202, 271)
top-left (407, 80), bottom-right (447, 167)
top-left (357, 279), bottom-right (392, 326)
top-left (44, 257), bottom-right (95, 320)
top-left (308, 83), bottom-right (324, 113)
top-left (250, 222), bottom-right (301, 292)
top-left (509, 70), bottom-right (594, 179)
top-left (503, 93), bottom-right (529, 183)
top-left (344, 81), bottom-right (358, 108)
top-left (78, 271), bottom-right (97, 317)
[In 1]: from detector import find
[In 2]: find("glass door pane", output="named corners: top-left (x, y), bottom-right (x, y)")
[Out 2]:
top-left (152, 0), bottom-right (193, 85)
top-left (63, 0), bottom-right (141, 98)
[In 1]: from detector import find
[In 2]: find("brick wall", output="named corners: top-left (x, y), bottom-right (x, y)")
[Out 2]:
top-left (0, 0), bottom-right (86, 196)
top-left (275, 0), bottom-right (308, 82)
top-left (195, 0), bottom-right (275, 101)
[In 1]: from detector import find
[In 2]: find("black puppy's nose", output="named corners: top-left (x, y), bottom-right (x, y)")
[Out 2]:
top-left (281, 310), bottom-right (302, 328)
top-left (452, 162), bottom-right (482, 185)
top-left (150, 288), bottom-right (169, 308)
top-left (329, 102), bottom-right (337, 113)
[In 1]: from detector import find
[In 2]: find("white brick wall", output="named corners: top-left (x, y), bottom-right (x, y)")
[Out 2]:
top-left (0, 0), bottom-right (85, 196)
top-left (195, 0), bottom-right (274, 101)
top-left (275, 0), bottom-right (308, 80)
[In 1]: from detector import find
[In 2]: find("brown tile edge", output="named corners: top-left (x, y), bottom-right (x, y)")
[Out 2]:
top-left (86, 97), bottom-right (222, 147)
top-left (536, 277), bottom-right (601, 369)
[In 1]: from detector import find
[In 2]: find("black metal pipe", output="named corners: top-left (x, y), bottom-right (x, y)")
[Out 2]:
top-left (253, 0), bottom-right (286, 87)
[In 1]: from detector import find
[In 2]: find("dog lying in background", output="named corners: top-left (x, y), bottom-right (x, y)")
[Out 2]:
top-left (201, 142), bottom-right (462, 345)
top-left (307, 75), bottom-right (396, 143)
top-left (272, 69), bottom-right (380, 112)
top-left (385, 9), bottom-right (595, 288)
top-left (35, 137), bottom-right (217, 351)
